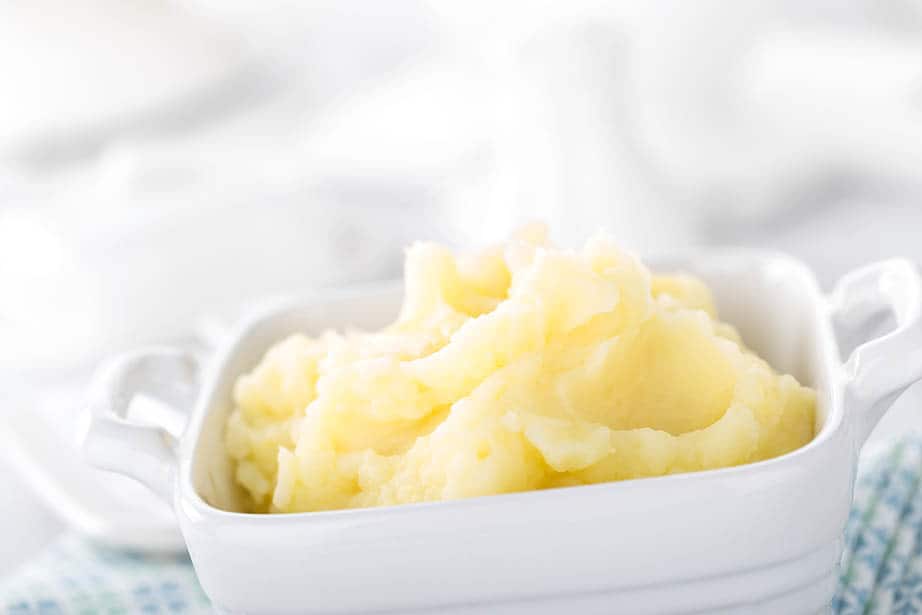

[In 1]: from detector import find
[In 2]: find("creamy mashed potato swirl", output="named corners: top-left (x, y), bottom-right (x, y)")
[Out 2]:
top-left (226, 226), bottom-right (815, 513)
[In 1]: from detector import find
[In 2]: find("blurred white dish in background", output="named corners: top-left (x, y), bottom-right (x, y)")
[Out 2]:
top-left (0, 0), bottom-right (248, 165)
top-left (0, 456), bottom-right (63, 576)
top-left (0, 395), bottom-right (184, 552)
top-left (0, 175), bottom-right (437, 370)
top-left (0, 373), bottom-right (187, 553)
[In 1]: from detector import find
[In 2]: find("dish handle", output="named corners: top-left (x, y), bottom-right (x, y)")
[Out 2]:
top-left (831, 259), bottom-right (922, 446)
top-left (81, 347), bottom-right (200, 504)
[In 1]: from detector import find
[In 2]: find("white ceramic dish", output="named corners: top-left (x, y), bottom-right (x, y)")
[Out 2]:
top-left (82, 251), bottom-right (922, 615)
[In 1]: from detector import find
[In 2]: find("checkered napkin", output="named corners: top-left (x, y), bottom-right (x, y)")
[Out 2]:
top-left (0, 537), bottom-right (209, 615)
top-left (835, 437), bottom-right (922, 614)
top-left (5, 436), bottom-right (922, 615)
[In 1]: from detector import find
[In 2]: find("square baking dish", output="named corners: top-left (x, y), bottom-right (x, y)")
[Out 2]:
top-left (83, 250), bottom-right (922, 614)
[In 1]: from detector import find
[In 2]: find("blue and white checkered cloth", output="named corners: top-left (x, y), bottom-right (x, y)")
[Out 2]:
top-left (0, 538), bottom-right (209, 615)
top-left (835, 437), bottom-right (922, 614)
top-left (5, 436), bottom-right (922, 614)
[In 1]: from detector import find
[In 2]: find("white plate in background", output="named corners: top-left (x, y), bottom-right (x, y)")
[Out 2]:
top-left (0, 373), bottom-right (185, 553)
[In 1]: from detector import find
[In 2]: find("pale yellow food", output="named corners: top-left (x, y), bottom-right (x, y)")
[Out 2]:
top-left (226, 225), bottom-right (815, 513)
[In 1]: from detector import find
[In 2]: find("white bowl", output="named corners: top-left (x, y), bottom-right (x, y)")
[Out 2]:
top-left (82, 250), bottom-right (922, 614)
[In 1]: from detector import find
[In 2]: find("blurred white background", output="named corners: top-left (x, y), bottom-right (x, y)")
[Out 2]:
top-left (3, 0), bottom-right (922, 576)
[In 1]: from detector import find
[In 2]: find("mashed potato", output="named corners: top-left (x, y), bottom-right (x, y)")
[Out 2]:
top-left (226, 225), bottom-right (815, 513)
